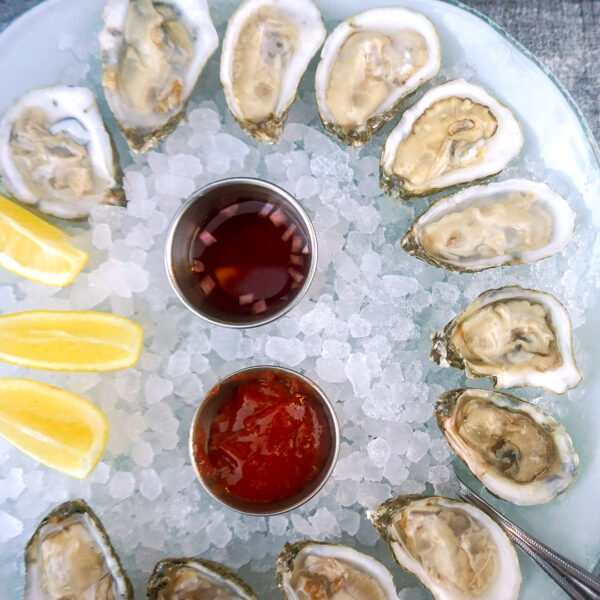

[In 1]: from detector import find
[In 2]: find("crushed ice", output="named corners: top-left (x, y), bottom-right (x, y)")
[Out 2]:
top-left (0, 1), bottom-right (599, 598)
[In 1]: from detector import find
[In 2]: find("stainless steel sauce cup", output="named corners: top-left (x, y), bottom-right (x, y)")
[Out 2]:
top-left (188, 365), bottom-right (340, 516)
top-left (165, 177), bottom-right (317, 328)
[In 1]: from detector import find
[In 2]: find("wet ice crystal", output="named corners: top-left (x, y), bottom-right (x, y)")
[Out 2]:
top-left (0, 511), bottom-right (23, 543)
top-left (109, 471), bottom-right (135, 500)
top-left (1, 1), bottom-right (600, 599)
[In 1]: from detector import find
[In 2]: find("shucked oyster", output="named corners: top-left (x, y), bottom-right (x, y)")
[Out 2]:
top-left (0, 86), bottom-right (124, 219)
top-left (146, 557), bottom-right (258, 600)
top-left (277, 540), bottom-right (398, 600)
top-left (431, 286), bottom-right (582, 394)
top-left (401, 179), bottom-right (576, 271)
top-left (380, 79), bottom-right (523, 198)
top-left (369, 495), bottom-right (521, 600)
top-left (220, 0), bottom-right (326, 143)
top-left (24, 499), bottom-right (133, 599)
top-left (100, 0), bottom-right (218, 153)
top-left (436, 388), bottom-right (579, 505)
top-left (315, 7), bottom-right (441, 147)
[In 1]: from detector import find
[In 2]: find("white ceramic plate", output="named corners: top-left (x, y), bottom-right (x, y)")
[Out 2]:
top-left (0, 1), bottom-right (599, 598)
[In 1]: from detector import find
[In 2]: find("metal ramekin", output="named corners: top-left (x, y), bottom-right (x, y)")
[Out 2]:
top-left (165, 177), bottom-right (318, 328)
top-left (188, 366), bottom-right (340, 516)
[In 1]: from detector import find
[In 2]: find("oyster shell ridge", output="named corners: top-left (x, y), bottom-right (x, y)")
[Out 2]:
top-left (368, 494), bottom-right (521, 600)
top-left (430, 285), bottom-right (583, 393)
top-left (379, 79), bottom-right (524, 199)
top-left (146, 557), bottom-right (258, 600)
top-left (276, 539), bottom-right (398, 600)
top-left (24, 498), bottom-right (133, 600)
top-left (0, 85), bottom-right (126, 220)
top-left (315, 8), bottom-right (441, 147)
top-left (401, 179), bottom-right (576, 271)
top-left (220, 0), bottom-right (326, 144)
top-left (436, 388), bottom-right (579, 505)
top-left (100, 0), bottom-right (219, 154)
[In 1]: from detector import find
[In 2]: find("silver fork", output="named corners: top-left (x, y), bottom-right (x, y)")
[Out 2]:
top-left (457, 475), bottom-right (600, 600)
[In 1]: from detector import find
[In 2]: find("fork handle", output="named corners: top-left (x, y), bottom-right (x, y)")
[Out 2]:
top-left (505, 527), bottom-right (599, 600)
top-left (507, 522), bottom-right (600, 598)
top-left (457, 485), bottom-right (600, 598)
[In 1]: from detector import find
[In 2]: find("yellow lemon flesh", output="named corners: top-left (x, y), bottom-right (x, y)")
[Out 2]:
top-left (0, 310), bottom-right (143, 371)
top-left (0, 378), bottom-right (108, 479)
top-left (0, 193), bottom-right (88, 286)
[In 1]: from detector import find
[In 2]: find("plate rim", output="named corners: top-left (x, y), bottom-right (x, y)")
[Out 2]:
top-left (1, 0), bottom-right (599, 587)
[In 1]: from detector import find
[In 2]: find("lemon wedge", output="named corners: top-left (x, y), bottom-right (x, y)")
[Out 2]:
top-left (0, 378), bottom-right (108, 479)
top-left (0, 193), bottom-right (88, 286)
top-left (0, 310), bottom-right (144, 371)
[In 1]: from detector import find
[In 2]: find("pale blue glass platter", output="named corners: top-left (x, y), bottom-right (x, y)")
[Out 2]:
top-left (0, 0), bottom-right (599, 599)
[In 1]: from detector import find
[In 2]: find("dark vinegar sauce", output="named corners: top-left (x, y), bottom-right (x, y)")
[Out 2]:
top-left (189, 198), bottom-right (310, 318)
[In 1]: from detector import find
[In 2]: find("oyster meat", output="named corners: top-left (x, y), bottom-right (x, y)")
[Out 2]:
top-left (24, 499), bottom-right (133, 599)
top-left (401, 179), bottom-right (575, 271)
top-left (146, 558), bottom-right (258, 600)
top-left (369, 495), bottom-right (521, 600)
top-left (315, 7), bottom-right (441, 146)
top-left (380, 79), bottom-right (523, 198)
top-left (100, 0), bottom-right (218, 153)
top-left (431, 286), bottom-right (582, 394)
top-left (220, 0), bottom-right (326, 143)
top-left (277, 540), bottom-right (398, 600)
top-left (0, 86), bottom-right (124, 219)
top-left (436, 388), bottom-right (579, 505)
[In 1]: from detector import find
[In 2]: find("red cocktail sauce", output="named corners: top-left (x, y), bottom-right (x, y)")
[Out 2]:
top-left (193, 373), bottom-right (331, 504)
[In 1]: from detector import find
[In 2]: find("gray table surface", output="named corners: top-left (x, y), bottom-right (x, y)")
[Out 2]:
top-left (0, 0), bottom-right (598, 144)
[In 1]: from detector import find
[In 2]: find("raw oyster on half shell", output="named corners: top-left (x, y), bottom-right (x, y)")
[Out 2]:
top-left (380, 79), bottom-right (523, 198)
top-left (24, 499), bottom-right (133, 599)
top-left (100, 0), bottom-right (218, 153)
top-left (0, 86), bottom-right (124, 219)
top-left (369, 495), bottom-right (521, 600)
top-left (220, 0), bottom-right (326, 143)
top-left (146, 557), bottom-right (258, 600)
top-left (401, 179), bottom-right (575, 271)
top-left (431, 286), bottom-right (582, 394)
top-left (314, 7), bottom-right (441, 147)
top-left (436, 388), bottom-right (579, 505)
top-left (276, 540), bottom-right (398, 600)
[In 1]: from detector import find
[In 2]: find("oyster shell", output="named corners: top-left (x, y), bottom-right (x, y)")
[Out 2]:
top-left (431, 286), bottom-right (582, 394)
top-left (0, 86), bottom-right (124, 220)
top-left (314, 7), bottom-right (441, 147)
top-left (24, 499), bottom-right (133, 599)
top-left (369, 495), bottom-right (521, 600)
top-left (401, 179), bottom-right (575, 271)
top-left (220, 0), bottom-right (326, 143)
top-left (276, 540), bottom-right (398, 600)
top-left (436, 388), bottom-right (579, 505)
top-left (146, 557), bottom-right (258, 600)
top-left (380, 79), bottom-right (523, 198)
top-left (100, 0), bottom-right (218, 153)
